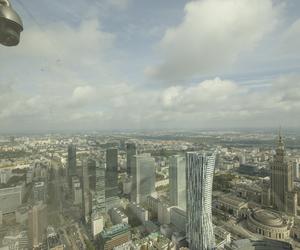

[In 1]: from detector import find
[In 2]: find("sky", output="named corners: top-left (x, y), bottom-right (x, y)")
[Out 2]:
top-left (0, 0), bottom-right (300, 133)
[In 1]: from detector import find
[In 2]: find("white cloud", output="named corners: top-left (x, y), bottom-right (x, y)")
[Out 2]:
top-left (148, 0), bottom-right (281, 80)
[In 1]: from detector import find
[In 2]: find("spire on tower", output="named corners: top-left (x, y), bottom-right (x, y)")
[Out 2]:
top-left (277, 126), bottom-right (284, 150)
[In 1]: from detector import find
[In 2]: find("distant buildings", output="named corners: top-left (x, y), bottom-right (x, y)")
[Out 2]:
top-left (270, 133), bottom-right (297, 215)
top-left (186, 151), bottom-right (216, 250)
top-left (126, 143), bottom-right (137, 177)
top-left (28, 203), bottom-right (48, 249)
top-left (169, 155), bottom-right (186, 210)
top-left (131, 154), bottom-right (156, 204)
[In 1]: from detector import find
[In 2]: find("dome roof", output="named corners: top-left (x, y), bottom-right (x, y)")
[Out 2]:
top-left (253, 209), bottom-right (283, 227)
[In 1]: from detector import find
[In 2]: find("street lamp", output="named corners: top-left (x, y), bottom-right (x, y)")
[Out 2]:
top-left (0, 0), bottom-right (23, 46)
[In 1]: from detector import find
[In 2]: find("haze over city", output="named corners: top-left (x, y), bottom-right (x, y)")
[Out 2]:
top-left (1, 1), bottom-right (300, 250)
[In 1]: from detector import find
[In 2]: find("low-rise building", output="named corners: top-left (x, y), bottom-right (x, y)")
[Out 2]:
top-left (99, 223), bottom-right (131, 250)
top-left (109, 208), bottom-right (128, 225)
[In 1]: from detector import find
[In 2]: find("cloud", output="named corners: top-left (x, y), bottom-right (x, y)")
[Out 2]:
top-left (106, 0), bottom-right (130, 10)
top-left (147, 0), bottom-right (281, 81)
top-left (1, 73), bottom-right (300, 131)
top-left (279, 18), bottom-right (300, 57)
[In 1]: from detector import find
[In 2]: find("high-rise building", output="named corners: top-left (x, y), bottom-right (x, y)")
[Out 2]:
top-left (94, 161), bottom-right (106, 214)
top-left (270, 132), bottom-right (296, 215)
top-left (131, 154), bottom-right (156, 204)
top-left (88, 158), bottom-right (97, 190)
top-left (126, 143), bottom-right (137, 177)
top-left (169, 155), bottom-right (186, 210)
top-left (67, 144), bottom-right (77, 177)
top-left (28, 203), bottom-right (48, 249)
top-left (82, 160), bottom-right (90, 223)
top-left (186, 151), bottom-right (216, 250)
top-left (33, 181), bottom-right (46, 203)
top-left (105, 148), bottom-right (119, 199)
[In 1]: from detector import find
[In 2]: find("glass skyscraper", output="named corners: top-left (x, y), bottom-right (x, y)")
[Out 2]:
top-left (169, 155), bottom-right (186, 210)
top-left (67, 144), bottom-right (77, 177)
top-left (131, 154), bottom-right (156, 204)
top-left (105, 148), bottom-right (119, 199)
top-left (126, 142), bottom-right (137, 176)
top-left (186, 151), bottom-right (216, 250)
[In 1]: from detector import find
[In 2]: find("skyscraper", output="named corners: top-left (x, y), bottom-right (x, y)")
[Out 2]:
top-left (28, 203), bottom-right (48, 249)
top-left (105, 148), bottom-right (119, 199)
top-left (82, 160), bottom-right (90, 223)
top-left (186, 151), bottom-right (216, 250)
top-left (67, 144), bottom-right (77, 177)
top-left (94, 161), bottom-right (106, 214)
top-left (131, 154), bottom-right (156, 204)
top-left (270, 132), bottom-right (297, 215)
top-left (126, 142), bottom-right (137, 176)
top-left (88, 158), bottom-right (97, 191)
top-left (169, 155), bottom-right (186, 210)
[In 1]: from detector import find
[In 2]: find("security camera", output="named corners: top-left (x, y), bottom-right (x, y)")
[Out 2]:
top-left (0, 0), bottom-right (23, 46)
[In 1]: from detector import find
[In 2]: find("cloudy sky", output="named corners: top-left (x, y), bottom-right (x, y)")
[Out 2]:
top-left (1, 0), bottom-right (300, 133)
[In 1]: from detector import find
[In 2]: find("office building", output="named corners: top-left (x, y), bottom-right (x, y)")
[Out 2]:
top-left (131, 154), bottom-right (156, 204)
top-left (170, 206), bottom-right (186, 232)
top-left (186, 151), bottom-right (216, 250)
top-left (109, 208), bottom-right (128, 225)
top-left (0, 185), bottom-right (23, 214)
top-left (33, 181), bottom-right (46, 203)
top-left (72, 176), bottom-right (82, 205)
top-left (169, 155), bottom-right (186, 210)
top-left (105, 148), bottom-right (119, 199)
top-left (67, 144), bottom-right (77, 177)
top-left (82, 161), bottom-right (90, 223)
top-left (126, 143), bottom-right (137, 176)
top-left (88, 158), bottom-right (97, 190)
top-left (28, 203), bottom-right (48, 249)
top-left (270, 132), bottom-right (297, 215)
top-left (99, 223), bottom-right (131, 250)
top-left (93, 161), bottom-right (106, 214)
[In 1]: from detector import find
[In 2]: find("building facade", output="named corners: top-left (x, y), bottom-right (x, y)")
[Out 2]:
top-left (169, 155), bottom-right (186, 211)
top-left (270, 133), bottom-right (297, 215)
top-left (105, 148), bottom-right (119, 199)
top-left (131, 154), bottom-right (156, 204)
top-left (67, 144), bottom-right (77, 177)
top-left (126, 143), bottom-right (137, 177)
top-left (186, 151), bottom-right (216, 250)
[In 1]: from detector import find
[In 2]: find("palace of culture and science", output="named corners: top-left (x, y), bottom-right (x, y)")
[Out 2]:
top-left (262, 132), bottom-right (298, 216)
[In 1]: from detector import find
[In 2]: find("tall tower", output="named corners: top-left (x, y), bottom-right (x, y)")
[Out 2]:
top-left (270, 131), bottom-right (293, 212)
top-left (126, 143), bottom-right (137, 177)
top-left (169, 155), bottom-right (186, 210)
top-left (67, 144), bottom-right (77, 177)
top-left (28, 203), bottom-right (47, 249)
top-left (131, 154), bottom-right (156, 204)
top-left (105, 148), bottom-right (119, 199)
top-left (186, 151), bottom-right (216, 250)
